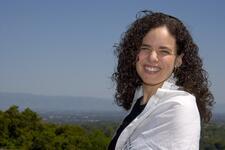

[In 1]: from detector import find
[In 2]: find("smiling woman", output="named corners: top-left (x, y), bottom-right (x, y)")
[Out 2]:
top-left (136, 26), bottom-right (183, 104)
top-left (109, 10), bottom-right (214, 150)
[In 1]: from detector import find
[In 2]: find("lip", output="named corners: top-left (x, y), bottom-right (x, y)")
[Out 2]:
top-left (143, 64), bottom-right (161, 73)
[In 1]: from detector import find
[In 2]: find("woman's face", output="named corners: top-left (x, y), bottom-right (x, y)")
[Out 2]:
top-left (136, 26), bottom-right (182, 87)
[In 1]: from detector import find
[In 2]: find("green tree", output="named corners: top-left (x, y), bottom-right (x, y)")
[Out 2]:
top-left (1, 105), bottom-right (224, 149)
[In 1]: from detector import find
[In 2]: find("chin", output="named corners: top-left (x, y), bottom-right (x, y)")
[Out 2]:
top-left (143, 80), bottom-right (163, 86)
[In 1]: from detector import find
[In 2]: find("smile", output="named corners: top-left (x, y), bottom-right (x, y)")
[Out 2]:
top-left (144, 66), bottom-right (160, 73)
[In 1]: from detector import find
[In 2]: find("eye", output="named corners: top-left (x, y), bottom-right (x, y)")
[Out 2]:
top-left (159, 49), bottom-right (171, 55)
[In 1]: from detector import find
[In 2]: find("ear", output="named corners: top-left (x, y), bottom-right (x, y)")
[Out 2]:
top-left (175, 53), bottom-right (184, 68)
top-left (136, 52), bottom-right (140, 62)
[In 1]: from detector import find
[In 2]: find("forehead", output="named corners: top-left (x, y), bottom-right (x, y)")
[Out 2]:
top-left (142, 26), bottom-right (176, 50)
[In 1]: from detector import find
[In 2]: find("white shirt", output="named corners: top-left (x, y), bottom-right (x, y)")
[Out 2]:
top-left (115, 79), bottom-right (201, 150)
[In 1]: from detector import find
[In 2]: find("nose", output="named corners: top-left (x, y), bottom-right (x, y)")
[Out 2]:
top-left (148, 50), bottom-right (159, 62)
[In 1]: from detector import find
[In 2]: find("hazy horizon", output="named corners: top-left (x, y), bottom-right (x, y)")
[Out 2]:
top-left (0, 91), bottom-right (225, 114)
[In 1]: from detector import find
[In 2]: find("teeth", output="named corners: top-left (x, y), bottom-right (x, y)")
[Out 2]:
top-left (145, 66), bottom-right (160, 72)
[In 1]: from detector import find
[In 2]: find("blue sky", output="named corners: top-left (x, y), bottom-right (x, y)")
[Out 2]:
top-left (0, 1), bottom-right (225, 112)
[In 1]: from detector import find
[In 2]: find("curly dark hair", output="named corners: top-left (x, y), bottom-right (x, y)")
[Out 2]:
top-left (112, 10), bottom-right (214, 122)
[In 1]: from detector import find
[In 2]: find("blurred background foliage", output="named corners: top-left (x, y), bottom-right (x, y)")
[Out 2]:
top-left (0, 105), bottom-right (224, 150)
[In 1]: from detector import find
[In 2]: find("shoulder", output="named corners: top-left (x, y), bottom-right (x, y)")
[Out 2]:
top-left (153, 89), bottom-right (200, 124)
top-left (139, 90), bottom-right (200, 149)
top-left (157, 88), bottom-right (197, 108)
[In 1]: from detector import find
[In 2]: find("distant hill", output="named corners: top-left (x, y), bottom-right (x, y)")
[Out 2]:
top-left (1, 91), bottom-right (224, 120)
top-left (0, 92), bottom-right (121, 113)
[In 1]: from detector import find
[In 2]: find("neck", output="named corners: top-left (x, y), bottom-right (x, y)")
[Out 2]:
top-left (141, 82), bottom-right (164, 105)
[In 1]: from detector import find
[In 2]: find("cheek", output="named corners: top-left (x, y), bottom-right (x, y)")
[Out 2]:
top-left (161, 57), bottom-right (176, 69)
top-left (136, 52), bottom-right (145, 62)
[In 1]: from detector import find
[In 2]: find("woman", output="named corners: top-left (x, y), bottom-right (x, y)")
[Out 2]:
top-left (108, 11), bottom-right (214, 150)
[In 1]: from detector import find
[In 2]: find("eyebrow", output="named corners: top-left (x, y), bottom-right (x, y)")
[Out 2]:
top-left (141, 44), bottom-right (173, 52)
top-left (140, 44), bottom-right (152, 48)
